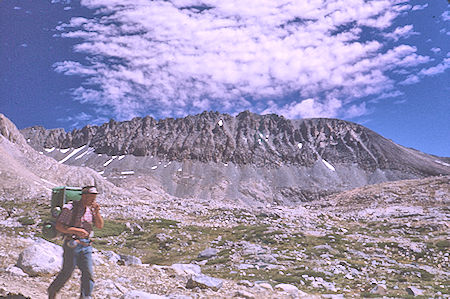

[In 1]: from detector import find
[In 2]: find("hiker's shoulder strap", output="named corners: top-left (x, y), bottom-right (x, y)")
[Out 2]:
top-left (69, 200), bottom-right (81, 227)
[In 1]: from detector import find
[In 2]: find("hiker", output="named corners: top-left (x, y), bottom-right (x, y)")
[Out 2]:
top-left (48, 186), bottom-right (104, 299)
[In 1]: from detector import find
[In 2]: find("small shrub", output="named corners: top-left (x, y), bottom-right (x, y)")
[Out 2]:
top-left (18, 216), bottom-right (35, 226)
top-left (206, 257), bottom-right (228, 265)
top-left (435, 239), bottom-right (450, 249)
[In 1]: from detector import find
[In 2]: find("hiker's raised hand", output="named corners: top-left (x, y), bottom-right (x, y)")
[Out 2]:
top-left (91, 202), bottom-right (100, 214)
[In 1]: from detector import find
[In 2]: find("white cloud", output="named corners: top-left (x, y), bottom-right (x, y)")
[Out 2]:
top-left (51, 0), bottom-right (71, 4)
top-left (399, 75), bottom-right (420, 85)
top-left (371, 90), bottom-right (404, 103)
top-left (431, 47), bottom-right (441, 54)
top-left (399, 58), bottom-right (450, 85)
top-left (419, 58), bottom-right (450, 76)
top-left (442, 11), bottom-right (450, 22)
top-left (54, 0), bottom-right (437, 121)
top-left (383, 25), bottom-right (418, 41)
top-left (411, 4), bottom-right (428, 11)
top-left (262, 98), bottom-right (343, 119)
top-left (57, 112), bottom-right (108, 129)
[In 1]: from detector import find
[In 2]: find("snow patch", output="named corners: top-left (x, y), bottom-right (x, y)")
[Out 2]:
top-left (434, 160), bottom-right (450, 167)
top-left (322, 159), bottom-right (336, 171)
top-left (223, 163), bottom-right (228, 166)
top-left (151, 166), bottom-right (158, 170)
top-left (218, 119), bottom-right (223, 127)
top-left (98, 171), bottom-right (105, 175)
top-left (177, 168), bottom-right (182, 172)
top-left (75, 149), bottom-right (90, 160)
top-left (44, 147), bottom-right (55, 153)
top-left (164, 162), bottom-right (172, 168)
top-left (118, 155), bottom-right (125, 160)
top-left (60, 148), bottom-right (70, 154)
top-left (297, 143), bottom-right (303, 149)
top-left (103, 156), bottom-right (117, 167)
top-left (121, 171), bottom-right (135, 175)
top-left (40, 178), bottom-right (57, 186)
top-left (39, 152), bottom-right (43, 155)
top-left (59, 146), bottom-right (86, 164)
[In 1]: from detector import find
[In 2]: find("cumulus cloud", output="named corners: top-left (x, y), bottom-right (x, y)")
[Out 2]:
top-left (54, 0), bottom-right (440, 121)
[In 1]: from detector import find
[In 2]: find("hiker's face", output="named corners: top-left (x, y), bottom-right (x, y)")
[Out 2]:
top-left (83, 193), bottom-right (97, 206)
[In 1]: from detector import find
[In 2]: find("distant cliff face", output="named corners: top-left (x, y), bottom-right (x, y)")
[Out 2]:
top-left (20, 111), bottom-right (449, 203)
top-left (21, 111), bottom-right (448, 176)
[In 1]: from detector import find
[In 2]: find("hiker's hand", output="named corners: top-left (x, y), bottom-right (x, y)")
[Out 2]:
top-left (91, 202), bottom-right (100, 214)
top-left (73, 228), bottom-right (89, 238)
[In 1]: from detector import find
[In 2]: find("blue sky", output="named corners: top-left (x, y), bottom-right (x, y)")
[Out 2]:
top-left (1, 0), bottom-right (449, 157)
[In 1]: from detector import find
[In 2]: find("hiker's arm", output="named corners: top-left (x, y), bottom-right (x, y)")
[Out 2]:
top-left (55, 222), bottom-right (89, 238)
top-left (91, 202), bottom-right (104, 229)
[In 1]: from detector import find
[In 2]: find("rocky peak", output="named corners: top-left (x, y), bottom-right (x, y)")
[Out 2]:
top-left (20, 111), bottom-right (449, 176)
top-left (0, 113), bottom-right (28, 146)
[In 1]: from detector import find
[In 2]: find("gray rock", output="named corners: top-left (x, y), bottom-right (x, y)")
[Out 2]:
top-left (238, 264), bottom-right (255, 270)
top-left (255, 254), bottom-right (277, 264)
top-left (406, 286), bottom-right (424, 296)
top-left (121, 291), bottom-right (167, 299)
top-left (92, 248), bottom-right (106, 266)
top-left (119, 254), bottom-right (142, 266)
top-left (103, 250), bottom-right (122, 264)
top-left (186, 274), bottom-right (223, 291)
top-left (171, 263), bottom-right (201, 276)
top-left (274, 283), bottom-right (299, 293)
top-left (198, 248), bottom-right (218, 259)
top-left (240, 242), bottom-right (267, 256)
top-left (370, 284), bottom-right (387, 295)
top-left (237, 280), bottom-right (254, 287)
top-left (5, 265), bottom-right (27, 277)
top-left (16, 238), bottom-right (63, 276)
top-left (234, 290), bottom-right (255, 299)
top-left (126, 222), bottom-right (143, 233)
top-left (256, 282), bottom-right (273, 291)
top-left (313, 244), bottom-right (334, 251)
top-left (155, 233), bottom-right (171, 242)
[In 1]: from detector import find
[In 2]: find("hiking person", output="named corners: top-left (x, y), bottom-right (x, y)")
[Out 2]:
top-left (48, 186), bottom-right (104, 299)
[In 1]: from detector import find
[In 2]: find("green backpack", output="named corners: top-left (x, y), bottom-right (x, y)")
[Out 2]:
top-left (42, 186), bottom-right (82, 239)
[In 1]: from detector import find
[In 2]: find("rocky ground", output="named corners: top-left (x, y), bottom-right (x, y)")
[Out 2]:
top-left (0, 176), bottom-right (448, 298)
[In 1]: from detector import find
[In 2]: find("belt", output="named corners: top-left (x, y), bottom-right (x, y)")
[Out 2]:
top-left (75, 239), bottom-right (92, 247)
top-left (65, 237), bottom-right (92, 248)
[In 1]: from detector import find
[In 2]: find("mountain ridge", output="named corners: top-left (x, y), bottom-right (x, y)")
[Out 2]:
top-left (21, 111), bottom-right (448, 173)
top-left (18, 111), bottom-right (450, 203)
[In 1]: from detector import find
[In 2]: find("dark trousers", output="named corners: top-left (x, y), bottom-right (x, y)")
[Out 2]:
top-left (48, 239), bottom-right (94, 298)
